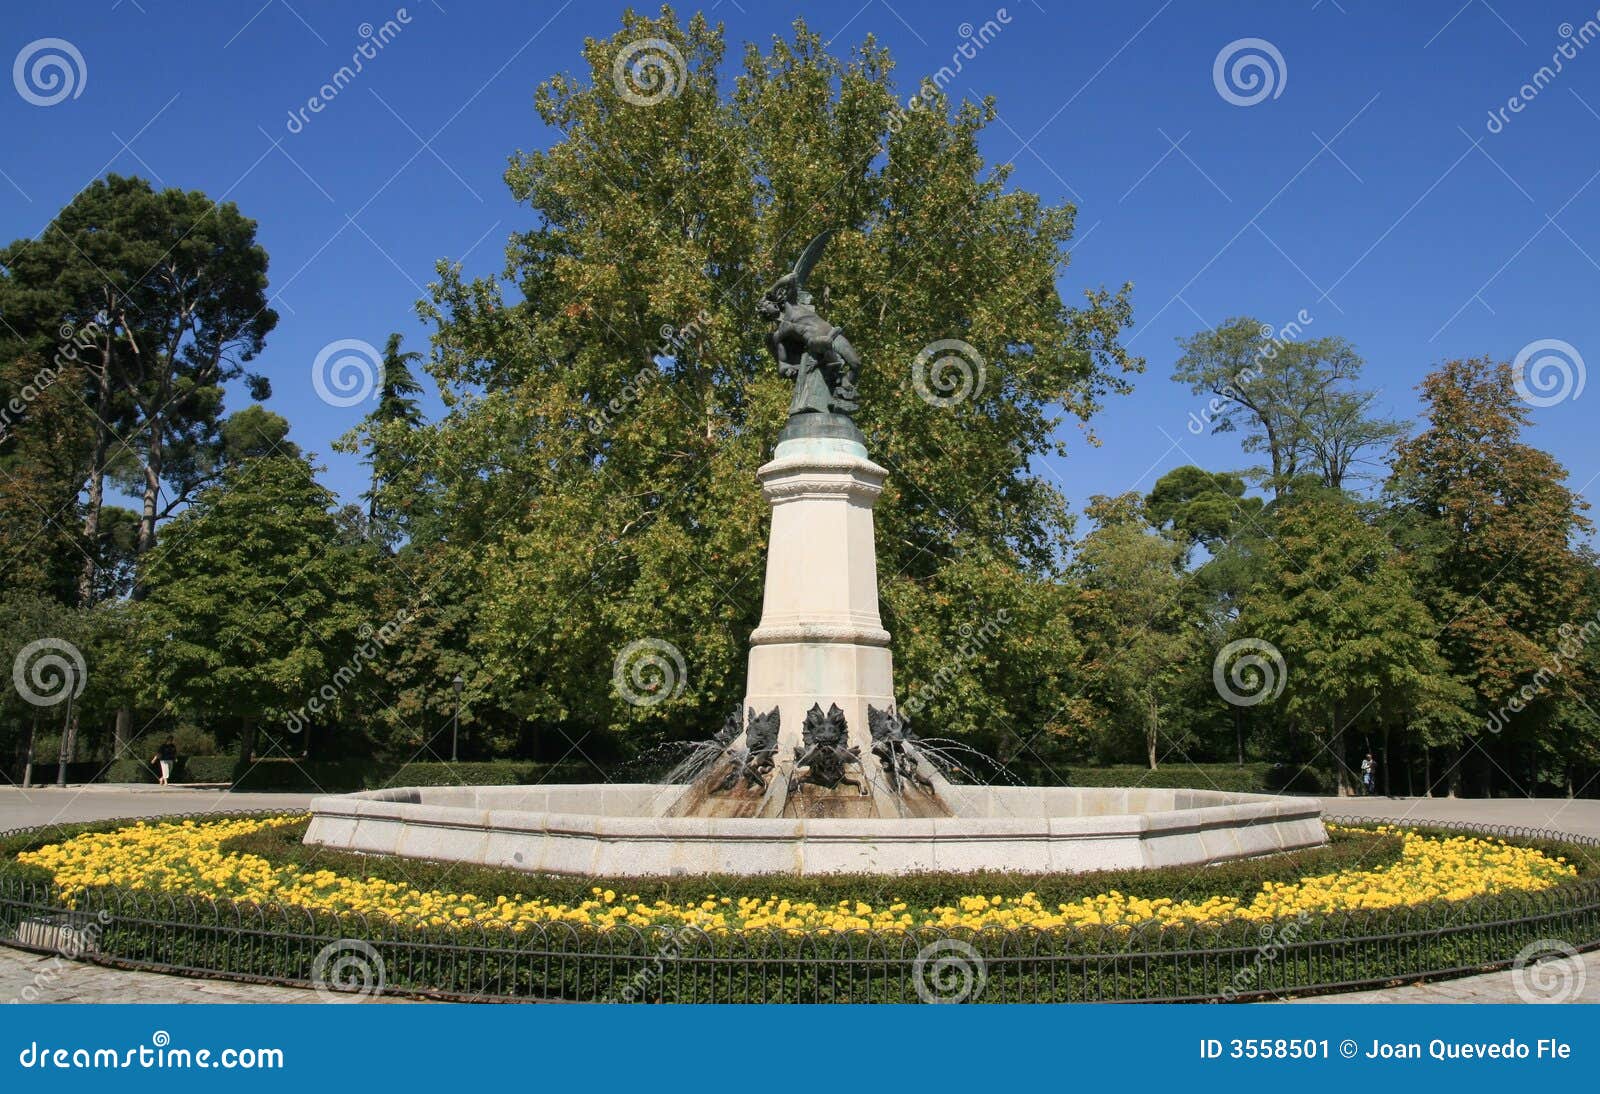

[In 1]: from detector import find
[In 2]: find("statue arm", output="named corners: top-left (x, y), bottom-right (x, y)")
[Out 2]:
top-left (769, 330), bottom-right (800, 378)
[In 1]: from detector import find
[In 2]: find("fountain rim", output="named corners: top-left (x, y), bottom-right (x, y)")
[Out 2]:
top-left (303, 783), bottom-right (1327, 876)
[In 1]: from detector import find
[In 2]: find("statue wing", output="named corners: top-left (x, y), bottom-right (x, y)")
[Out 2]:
top-left (789, 230), bottom-right (835, 294)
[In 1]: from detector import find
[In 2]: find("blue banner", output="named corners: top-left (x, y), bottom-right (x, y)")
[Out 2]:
top-left (6, 1004), bottom-right (1596, 1089)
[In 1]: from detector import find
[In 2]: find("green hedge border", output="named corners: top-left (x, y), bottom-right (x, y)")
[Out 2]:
top-left (1, 814), bottom-right (1596, 1003)
top-left (51, 757), bottom-right (1312, 795)
top-left (94, 757), bottom-right (601, 792)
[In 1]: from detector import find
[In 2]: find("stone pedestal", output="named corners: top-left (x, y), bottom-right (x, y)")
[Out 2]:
top-left (738, 431), bottom-right (901, 817)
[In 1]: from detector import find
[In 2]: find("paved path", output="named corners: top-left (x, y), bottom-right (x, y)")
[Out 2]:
top-left (1286, 949), bottom-right (1599, 1004)
top-left (0, 785), bottom-right (315, 831)
top-left (1, 946), bottom-right (343, 1004)
top-left (1317, 795), bottom-right (1600, 838)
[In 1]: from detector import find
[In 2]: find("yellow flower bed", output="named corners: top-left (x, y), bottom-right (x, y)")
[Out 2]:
top-left (15, 817), bottom-right (1578, 934)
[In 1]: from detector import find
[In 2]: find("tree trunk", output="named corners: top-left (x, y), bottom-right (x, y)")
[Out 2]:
top-left (1263, 420), bottom-right (1284, 498)
top-left (1447, 744), bottom-right (1462, 798)
top-left (1145, 694), bottom-right (1158, 771)
top-left (75, 321), bottom-right (120, 605)
top-left (56, 710), bottom-right (78, 777)
top-left (241, 717), bottom-right (257, 764)
top-left (22, 714), bottom-right (38, 789)
top-left (136, 425), bottom-right (163, 573)
top-left (1423, 747), bottom-right (1433, 798)
top-left (112, 708), bottom-right (132, 756)
top-left (1234, 707), bottom-right (1244, 765)
top-left (1331, 704), bottom-right (1350, 796)
top-left (54, 693), bottom-right (76, 787)
top-left (76, 432), bottom-right (110, 606)
top-left (123, 420), bottom-right (162, 804)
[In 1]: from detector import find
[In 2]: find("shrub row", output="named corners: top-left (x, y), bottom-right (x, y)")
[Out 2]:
top-left (80, 756), bottom-right (1315, 794)
top-left (102, 756), bottom-right (237, 784)
top-left (94, 757), bottom-right (600, 792)
top-left (1001, 761), bottom-right (1326, 794)
top-left (54, 889), bottom-right (1593, 1003)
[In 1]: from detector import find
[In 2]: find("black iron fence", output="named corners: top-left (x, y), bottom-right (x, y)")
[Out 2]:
top-left (1, 814), bottom-right (1597, 1003)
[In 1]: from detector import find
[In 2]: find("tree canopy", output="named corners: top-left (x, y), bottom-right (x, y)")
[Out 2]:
top-left (1, 9), bottom-right (1599, 802)
top-left (395, 9), bottom-right (1138, 750)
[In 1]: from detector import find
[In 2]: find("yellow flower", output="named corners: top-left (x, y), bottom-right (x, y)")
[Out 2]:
top-left (12, 817), bottom-right (1578, 936)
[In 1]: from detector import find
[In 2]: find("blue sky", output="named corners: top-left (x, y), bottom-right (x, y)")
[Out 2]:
top-left (4, 0), bottom-right (1599, 526)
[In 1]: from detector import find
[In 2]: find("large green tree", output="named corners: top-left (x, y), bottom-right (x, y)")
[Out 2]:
top-left (1388, 357), bottom-right (1593, 794)
top-left (1240, 494), bottom-right (1471, 794)
top-left (341, 332), bottom-right (426, 549)
top-left (138, 454), bottom-right (379, 766)
top-left (0, 175), bottom-right (278, 596)
top-left (390, 10), bottom-right (1137, 750)
top-left (1174, 317), bottom-right (1402, 495)
top-left (1, 175), bottom-right (278, 765)
top-left (1145, 464), bottom-right (1262, 558)
top-left (1069, 493), bottom-right (1195, 769)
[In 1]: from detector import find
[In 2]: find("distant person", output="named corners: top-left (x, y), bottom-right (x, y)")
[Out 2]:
top-left (1360, 752), bottom-right (1376, 796)
top-left (152, 738), bottom-right (178, 786)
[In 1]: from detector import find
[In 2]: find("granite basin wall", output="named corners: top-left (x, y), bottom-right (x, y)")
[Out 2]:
top-left (302, 784), bottom-right (1326, 878)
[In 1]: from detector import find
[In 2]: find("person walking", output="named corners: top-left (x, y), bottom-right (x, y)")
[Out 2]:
top-left (152, 737), bottom-right (178, 786)
top-left (1360, 752), bottom-right (1376, 797)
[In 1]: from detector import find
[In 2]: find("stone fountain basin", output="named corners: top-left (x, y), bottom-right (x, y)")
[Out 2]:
top-left (303, 784), bottom-right (1325, 877)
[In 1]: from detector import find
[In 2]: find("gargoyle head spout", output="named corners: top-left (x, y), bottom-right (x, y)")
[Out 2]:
top-left (744, 706), bottom-right (781, 753)
top-left (801, 702), bottom-right (850, 748)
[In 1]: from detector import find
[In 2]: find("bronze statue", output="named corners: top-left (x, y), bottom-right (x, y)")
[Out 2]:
top-left (758, 231), bottom-right (862, 418)
top-left (719, 706), bottom-right (780, 791)
top-left (790, 702), bottom-right (863, 792)
top-left (712, 704), bottom-right (743, 748)
top-left (868, 704), bottom-right (934, 794)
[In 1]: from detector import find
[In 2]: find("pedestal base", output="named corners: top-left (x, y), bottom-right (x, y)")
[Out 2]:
top-left (689, 428), bottom-right (947, 818)
top-left (741, 640), bottom-right (897, 817)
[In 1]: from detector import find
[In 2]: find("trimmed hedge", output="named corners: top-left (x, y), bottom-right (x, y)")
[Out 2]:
top-left (51, 754), bottom-right (1326, 796)
top-left (8, 761), bottom-right (108, 786)
top-left (240, 759), bottom-right (600, 792)
top-left (93, 757), bottom-right (599, 792)
top-left (1003, 761), bottom-right (1326, 794)
top-left (103, 756), bottom-right (237, 784)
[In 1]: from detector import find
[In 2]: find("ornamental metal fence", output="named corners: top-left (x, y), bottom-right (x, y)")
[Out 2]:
top-left (1, 813), bottom-right (1596, 1003)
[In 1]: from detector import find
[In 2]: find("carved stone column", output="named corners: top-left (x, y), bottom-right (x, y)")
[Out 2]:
top-left (740, 429), bottom-right (900, 818)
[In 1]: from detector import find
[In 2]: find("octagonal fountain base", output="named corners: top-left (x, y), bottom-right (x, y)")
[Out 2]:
top-left (303, 784), bottom-right (1325, 877)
